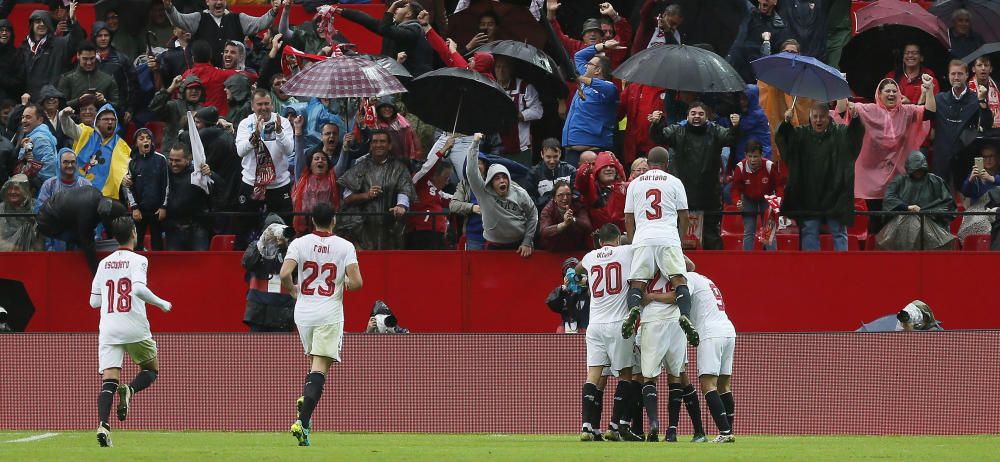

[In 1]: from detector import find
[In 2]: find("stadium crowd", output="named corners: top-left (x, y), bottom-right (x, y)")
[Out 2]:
top-left (0, 0), bottom-right (998, 254)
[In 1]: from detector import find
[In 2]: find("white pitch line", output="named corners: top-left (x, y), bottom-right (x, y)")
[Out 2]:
top-left (6, 433), bottom-right (59, 443)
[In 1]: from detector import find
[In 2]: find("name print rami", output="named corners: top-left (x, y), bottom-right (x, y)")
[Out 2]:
top-left (313, 245), bottom-right (330, 254)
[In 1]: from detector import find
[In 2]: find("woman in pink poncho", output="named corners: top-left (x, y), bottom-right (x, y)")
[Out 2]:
top-left (850, 76), bottom-right (937, 233)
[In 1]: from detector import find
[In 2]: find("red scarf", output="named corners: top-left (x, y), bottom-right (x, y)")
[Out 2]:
top-left (969, 78), bottom-right (1000, 129)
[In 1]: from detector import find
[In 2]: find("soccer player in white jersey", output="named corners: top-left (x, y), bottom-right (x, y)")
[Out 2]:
top-left (637, 270), bottom-right (707, 443)
top-left (88, 217), bottom-right (173, 447)
top-left (621, 147), bottom-right (698, 346)
top-left (576, 224), bottom-right (642, 442)
top-left (280, 202), bottom-right (363, 447)
top-left (684, 264), bottom-right (736, 443)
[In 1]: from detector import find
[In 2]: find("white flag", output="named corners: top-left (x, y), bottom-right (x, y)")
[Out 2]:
top-left (187, 111), bottom-right (213, 194)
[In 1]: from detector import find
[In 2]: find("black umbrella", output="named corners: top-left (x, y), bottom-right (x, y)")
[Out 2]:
top-left (473, 40), bottom-right (568, 99)
top-left (95, 0), bottom-right (152, 36)
top-left (612, 44), bottom-right (744, 93)
top-left (840, 26), bottom-right (951, 99)
top-left (359, 54), bottom-right (413, 82)
top-left (961, 42), bottom-right (1000, 67)
top-left (0, 279), bottom-right (35, 332)
top-left (929, 0), bottom-right (1000, 43)
top-left (404, 67), bottom-right (517, 134)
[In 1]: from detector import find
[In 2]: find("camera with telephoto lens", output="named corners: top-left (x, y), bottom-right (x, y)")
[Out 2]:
top-left (371, 300), bottom-right (398, 333)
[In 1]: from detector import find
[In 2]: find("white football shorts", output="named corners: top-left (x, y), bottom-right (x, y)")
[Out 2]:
top-left (697, 336), bottom-right (735, 377)
top-left (629, 245), bottom-right (686, 281)
top-left (586, 321), bottom-right (635, 375)
top-left (298, 322), bottom-right (344, 362)
top-left (639, 319), bottom-right (687, 378)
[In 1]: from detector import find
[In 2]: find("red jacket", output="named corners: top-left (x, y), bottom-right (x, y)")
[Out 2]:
top-left (406, 151), bottom-right (451, 234)
top-left (182, 63), bottom-right (255, 119)
top-left (539, 199), bottom-right (593, 252)
top-left (618, 82), bottom-right (664, 164)
top-left (730, 158), bottom-right (784, 203)
top-left (549, 16), bottom-right (632, 69)
top-left (575, 152), bottom-right (627, 230)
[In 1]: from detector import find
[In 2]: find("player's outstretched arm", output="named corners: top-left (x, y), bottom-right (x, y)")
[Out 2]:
top-left (134, 283), bottom-right (172, 313)
top-left (279, 258), bottom-right (298, 299)
top-left (345, 263), bottom-right (363, 292)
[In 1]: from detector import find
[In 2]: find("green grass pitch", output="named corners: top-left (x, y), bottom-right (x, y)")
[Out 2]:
top-left (2, 432), bottom-right (996, 461)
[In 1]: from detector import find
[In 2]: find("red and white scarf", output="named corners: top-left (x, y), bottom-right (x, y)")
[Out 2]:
top-left (969, 78), bottom-right (1000, 129)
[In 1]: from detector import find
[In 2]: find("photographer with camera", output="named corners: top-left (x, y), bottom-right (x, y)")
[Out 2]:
top-left (545, 257), bottom-right (590, 333)
top-left (364, 300), bottom-right (410, 334)
top-left (241, 213), bottom-right (296, 332)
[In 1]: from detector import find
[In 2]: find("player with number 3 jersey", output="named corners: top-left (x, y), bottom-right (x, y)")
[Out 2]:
top-left (280, 203), bottom-right (363, 447)
top-left (621, 147), bottom-right (698, 346)
top-left (89, 217), bottom-right (172, 448)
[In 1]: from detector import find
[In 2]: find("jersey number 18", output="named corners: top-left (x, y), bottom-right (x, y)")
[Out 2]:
top-left (105, 278), bottom-right (133, 313)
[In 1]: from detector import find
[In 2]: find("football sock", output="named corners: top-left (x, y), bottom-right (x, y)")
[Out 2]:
top-left (626, 288), bottom-right (644, 311)
top-left (683, 384), bottom-right (705, 435)
top-left (642, 382), bottom-right (659, 429)
top-left (612, 381), bottom-right (629, 428)
top-left (582, 383), bottom-right (599, 431)
top-left (675, 285), bottom-right (692, 318)
top-left (299, 371), bottom-right (326, 429)
top-left (630, 380), bottom-right (644, 433)
top-left (705, 390), bottom-right (732, 434)
top-left (130, 370), bottom-right (157, 393)
top-left (667, 383), bottom-right (683, 429)
top-left (98, 379), bottom-right (119, 426)
top-left (592, 388), bottom-right (604, 431)
top-left (720, 391), bottom-right (735, 430)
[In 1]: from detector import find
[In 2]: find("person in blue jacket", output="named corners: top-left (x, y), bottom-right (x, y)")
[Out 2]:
top-left (562, 41), bottom-right (622, 166)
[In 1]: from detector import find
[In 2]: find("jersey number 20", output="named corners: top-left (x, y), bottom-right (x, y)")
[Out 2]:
top-left (590, 262), bottom-right (623, 297)
top-left (301, 261), bottom-right (338, 296)
top-left (105, 278), bottom-right (132, 313)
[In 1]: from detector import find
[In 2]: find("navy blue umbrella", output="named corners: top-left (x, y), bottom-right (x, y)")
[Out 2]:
top-left (751, 52), bottom-right (851, 102)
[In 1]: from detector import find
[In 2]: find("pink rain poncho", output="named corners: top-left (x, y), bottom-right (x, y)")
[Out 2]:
top-left (853, 78), bottom-right (929, 200)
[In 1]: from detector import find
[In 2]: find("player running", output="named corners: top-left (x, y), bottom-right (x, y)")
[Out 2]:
top-left (280, 202), bottom-right (363, 447)
top-left (89, 217), bottom-right (172, 447)
top-left (577, 224), bottom-right (642, 442)
top-left (685, 264), bottom-right (736, 443)
top-left (621, 147), bottom-right (697, 346)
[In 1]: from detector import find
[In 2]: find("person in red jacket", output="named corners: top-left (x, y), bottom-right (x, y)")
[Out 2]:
top-left (405, 136), bottom-right (456, 249)
top-left (181, 40), bottom-right (243, 118)
top-left (539, 179), bottom-right (593, 251)
top-left (730, 140), bottom-right (784, 251)
top-left (575, 151), bottom-right (627, 231)
top-left (619, 82), bottom-right (665, 165)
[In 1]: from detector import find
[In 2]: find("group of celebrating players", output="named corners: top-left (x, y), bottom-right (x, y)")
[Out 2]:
top-left (576, 146), bottom-right (737, 444)
top-left (84, 145), bottom-right (733, 448)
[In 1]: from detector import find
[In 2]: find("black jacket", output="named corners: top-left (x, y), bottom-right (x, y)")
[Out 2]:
top-left (127, 150), bottom-right (170, 213)
top-left (727, 2), bottom-right (791, 83)
top-left (164, 163), bottom-right (218, 227)
top-left (178, 125), bottom-right (240, 210)
top-left (35, 185), bottom-right (128, 273)
top-left (527, 161), bottom-right (577, 209)
top-left (340, 9), bottom-right (433, 76)
top-left (0, 19), bottom-right (24, 102)
top-left (19, 10), bottom-right (83, 97)
top-left (651, 121), bottom-right (738, 210)
top-left (933, 89), bottom-right (994, 189)
top-left (778, 0), bottom-right (830, 61)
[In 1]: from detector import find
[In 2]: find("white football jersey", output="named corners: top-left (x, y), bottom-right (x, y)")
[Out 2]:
top-left (623, 169), bottom-right (688, 247)
top-left (642, 272), bottom-right (680, 323)
top-left (90, 249), bottom-right (153, 345)
top-left (686, 272), bottom-right (736, 339)
top-left (285, 232), bottom-right (359, 326)
top-left (580, 244), bottom-right (634, 324)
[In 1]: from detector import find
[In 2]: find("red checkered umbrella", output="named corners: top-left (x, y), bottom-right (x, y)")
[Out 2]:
top-left (283, 54), bottom-right (407, 99)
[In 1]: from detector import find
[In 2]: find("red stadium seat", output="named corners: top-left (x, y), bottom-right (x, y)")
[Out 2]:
top-left (145, 121), bottom-right (166, 148)
top-left (775, 234), bottom-right (799, 250)
top-left (950, 205), bottom-right (965, 235)
top-left (722, 206), bottom-right (742, 234)
top-left (722, 233), bottom-right (744, 250)
top-left (210, 235), bottom-right (236, 251)
top-left (962, 234), bottom-right (991, 251)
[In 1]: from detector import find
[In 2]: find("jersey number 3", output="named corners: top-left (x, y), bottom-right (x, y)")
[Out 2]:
top-left (301, 261), bottom-right (338, 296)
top-left (590, 262), bottom-right (623, 297)
top-left (646, 189), bottom-right (663, 220)
top-left (105, 278), bottom-right (132, 313)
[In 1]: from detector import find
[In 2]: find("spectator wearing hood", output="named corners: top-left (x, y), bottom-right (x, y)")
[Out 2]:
top-left (450, 151), bottom-right (530, 250)
top-left (60, 103), bottom-right (131, 200)
top-left (465, 133), bottom-right (537, 257)
top-left (16, 103), bottom-right (58, 187)
top-left (164, 0), bottom-right (283, 68)
top-left (0, 174), bottom-right (43, 251)
top-left (547, 2), bottom-right (632, 69)
top-left (36, 184), bottom-right (129, 273)
top-left (91, 21), bottom-right (139, 121)
top-left (57, 42), bottom-right (120, 110)
top-left (182, 40), bottom-right (241, 118)
top-left (727, 0), bottom-right (790, 84)
top-left (163, 142), bottom-right (219, 251)
top-left (224, 72), bottom-right (253, 126)
top-left (540, 179), bottom-right (592, 252)
top-left (776, 101), bottom-right (862, 251)
top-left (337, 1), bottom-right (434, 76)
top-left (575, 150), bottom-right (626, 231)
top-left (370, 97), bottom-right (420, 162)
top-left (19, 9), bottom-right (84, 98)
top-left (726, 84), bottom-right (772, 176)
top-left (37, 147), bottom-right (92, 212)
top-left (877, 151), bottom-right (957, 251)
top-left (240, 212), bottom-right (295, 332)
top-left (527, 138), bottom-right (576, 209)
top-left (36, 85), bottom-right (70, 149)
top-left (46, 0), bottom-right (85, 40)
top-left (650, 102), bottom-right (742, 249)
top-left (150, 73), bottom-right (205, 152)
top-left (124, 128), bottom-right (170, 251)
top-left (0, 19), bottom-right (25, 103)
top-left (562, 43), bottom-right (620, 165)
top-left (336, 129), bottom-right (415, 250)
